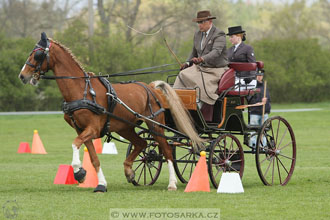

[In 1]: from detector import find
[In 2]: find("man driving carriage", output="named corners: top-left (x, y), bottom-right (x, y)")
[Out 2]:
top-left (173, 10), bottom-right (228, 109)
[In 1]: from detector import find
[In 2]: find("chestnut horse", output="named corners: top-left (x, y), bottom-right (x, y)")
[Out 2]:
top-left (19, 33), bottom-right (202, 192)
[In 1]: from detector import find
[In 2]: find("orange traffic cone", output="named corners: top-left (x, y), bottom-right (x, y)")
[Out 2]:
top-left (54, 165), bottom-right (78, 185)
top-left (17, 142), bottom-right (31, 153)
top-left (93, 138), bottom-right (103, 154)
top-left (31, 130), bottom-right (47, 154)
top-left (78, 147), bottom-right (98, 188)
top-left (184, 151), bottom-right (210, 192)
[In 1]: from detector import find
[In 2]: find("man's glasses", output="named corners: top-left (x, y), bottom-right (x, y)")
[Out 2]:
top-left (197, 20), bottom-right (209, 24)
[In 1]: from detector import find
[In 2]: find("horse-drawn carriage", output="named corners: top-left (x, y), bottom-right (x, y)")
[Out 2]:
top-left (19, 33), bottom-right (296, 192)
top-left (127, 61), bottom-right (296, 188)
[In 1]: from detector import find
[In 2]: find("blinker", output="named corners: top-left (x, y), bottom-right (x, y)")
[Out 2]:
top-left (34, 50), bottom-right (45, 62)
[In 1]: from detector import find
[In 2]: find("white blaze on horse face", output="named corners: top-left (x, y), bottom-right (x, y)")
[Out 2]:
top-left (20, 64), bottom-right (26, 73)
top-left (71, 144), bottom-right (81, 173)
top-left (167, 160), bottom-right (177, 190)
top-left (97, 167), bottom-right (107, 186)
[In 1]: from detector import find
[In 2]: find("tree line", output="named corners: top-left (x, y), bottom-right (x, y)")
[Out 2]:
top-left (0, 0), bottom-right (329, 111)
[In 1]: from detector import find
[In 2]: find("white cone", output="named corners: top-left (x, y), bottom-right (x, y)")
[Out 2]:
top-left (217, 173), bottom-right (244, 193)
top-left (102, 142), bottom-right (118, 154)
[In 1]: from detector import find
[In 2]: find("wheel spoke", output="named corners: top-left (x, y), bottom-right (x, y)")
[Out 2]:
top-left (147, 165), bottom-right (154, 183)
top-left (278, 153), bottom-right (294, 161)
top-left (260, 154), bottom-right (273, 165)
top-left (278, 141), bottom-right (292, 151)
top-left (177, 152), bottom-right (192, 161)
top-left (176, 146), bottom-right (191, 151)
top-left (223, 140), bottom-right (227, 159)
top-left (214, 167), bottom-right (223, 179)
top-left (136, 164), bottom-right (145, 183)
top-left (276, 156), bottom-right (282, 185)
top-left (276, 155), bottom-right (290, 175)
top-left (150, 163), bottom-right (160, 170)
top-left (212, 157), bottom-right (224, 179)
top-left (270, 120), bottom-right (275, 142)
top-left (213, 151), bottom-right (223, 162)
top-left (277, 128), bottom-right (288, 149)
top-left (189, 156), bottom-right (194, 179)
top-left (263, 156), bottom-right (274, 177)
top-left (275, 119), bottom-right (280, 146)
top-left (229, 137), bottom-right (234, 153)
top-left (227, 149), bottom-right (239, 160)
top-left (229, 166), bottom-right (239, 172)
top-left (212, 162), bottom-right (225, 166)
top-left (134, 160), bottom-right (144, 172)
top-left (272, 155), bottom-right (275, 185)
top-left (144, 163), bottom-right (146, 185)
top-left (180, 153), bottom-right (193, 176)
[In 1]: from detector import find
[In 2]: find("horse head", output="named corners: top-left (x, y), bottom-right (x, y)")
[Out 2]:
top-left (19, 32), bottom-right (52, 85)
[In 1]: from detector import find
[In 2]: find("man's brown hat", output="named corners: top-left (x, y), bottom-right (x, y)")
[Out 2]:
top-left (192, 10), bottom-right (216, 22)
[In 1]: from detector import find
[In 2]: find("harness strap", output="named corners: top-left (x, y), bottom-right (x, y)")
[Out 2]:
top-left (105, 133), bottom-right (130, 144)
top-left (132, 82), bottom-right (164, 119)
top-left (99, 77), bottom-right (117, 137)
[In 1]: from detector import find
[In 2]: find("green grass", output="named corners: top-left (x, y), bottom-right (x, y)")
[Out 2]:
top-left (1, 103), bottom-right (330, 220)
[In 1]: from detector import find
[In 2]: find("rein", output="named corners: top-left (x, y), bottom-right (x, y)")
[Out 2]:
top-left (40, 66), bottom-right (179, 80)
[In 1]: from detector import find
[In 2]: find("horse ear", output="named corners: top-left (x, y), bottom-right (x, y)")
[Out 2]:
top-left (41, 32), bottom-right (47, 41)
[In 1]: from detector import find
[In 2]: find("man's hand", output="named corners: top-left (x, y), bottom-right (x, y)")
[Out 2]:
top-left (191, 57), bottom-right (204, 64)
top-left (180, 61), bottom-right (193, 70)
top-left (180, 63), bottom-right (189, 70)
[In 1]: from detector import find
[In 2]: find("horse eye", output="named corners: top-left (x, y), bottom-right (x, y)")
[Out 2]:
top-left (34, 50), bottom-right (45, 62)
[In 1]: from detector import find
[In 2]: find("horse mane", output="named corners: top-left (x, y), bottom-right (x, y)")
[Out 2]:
top-left (49, 38), bottom-right (94, 75)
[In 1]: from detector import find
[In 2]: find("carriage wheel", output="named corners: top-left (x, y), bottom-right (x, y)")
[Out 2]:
top-left (126, 131), bottom-right (163, 186)
top-left (208, 134), bottom-right (245, 189)
top-left (172, 138), bottom-right (198, 183)
top-left (255, 116), bottom-right (296, 186)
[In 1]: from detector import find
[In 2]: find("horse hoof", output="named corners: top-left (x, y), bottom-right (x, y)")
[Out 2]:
top-left (168, 186), bottom-right (177, 191)
top-left (74, 167), bottom-right (87, 183)
top-left (126, 172), bottom-right (135, 183)
top-left (93, 185), bottom-right (107, 193)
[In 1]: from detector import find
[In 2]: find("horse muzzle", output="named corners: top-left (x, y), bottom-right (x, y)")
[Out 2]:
top-left (18, 72), bottom-right (39, 86)
top-left (19, 73), bottom-right (28, 84)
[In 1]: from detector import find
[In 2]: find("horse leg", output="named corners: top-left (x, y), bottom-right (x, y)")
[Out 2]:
top-left (118, 129), bottom-right (147, 183)
top-left (151, 127), bottom-right (177, 191)
top-left (64, 114), bottom-right (87, 182)
top-left (71, 126), bottom-right (105, 192)
top-left (71, 143), bottom-right (86, 183)
top-left (84, 140), bottom-right (107, 192)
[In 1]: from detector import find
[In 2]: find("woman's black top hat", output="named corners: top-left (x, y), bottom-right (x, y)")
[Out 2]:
top-left (227, 26), bottom-right (246, 35)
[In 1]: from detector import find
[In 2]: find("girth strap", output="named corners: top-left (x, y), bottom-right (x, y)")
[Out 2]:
top-left (62, 99), bottom-right (106, 115)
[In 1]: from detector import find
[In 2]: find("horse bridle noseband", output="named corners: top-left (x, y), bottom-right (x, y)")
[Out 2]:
top-left (25, 40), bottom-right (51, 80)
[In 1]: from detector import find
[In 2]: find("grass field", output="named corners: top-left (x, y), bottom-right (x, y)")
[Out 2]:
top-left (1, 102), bottom-right (330, 220)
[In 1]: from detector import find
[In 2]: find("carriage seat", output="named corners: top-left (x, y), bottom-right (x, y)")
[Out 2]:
top-left (202, 62), bottom-right (263, 122)
top-left (256, 61), bottom-right (264, 70)
top-left (218, 62), bottom-right (260, 96)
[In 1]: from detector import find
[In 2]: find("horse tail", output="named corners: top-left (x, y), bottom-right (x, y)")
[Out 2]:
top-left (151, 80), bottom-right (204, 151)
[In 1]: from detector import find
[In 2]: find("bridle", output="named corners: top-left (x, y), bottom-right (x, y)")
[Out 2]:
top-left (25, 39), bottom-right (51, 80)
